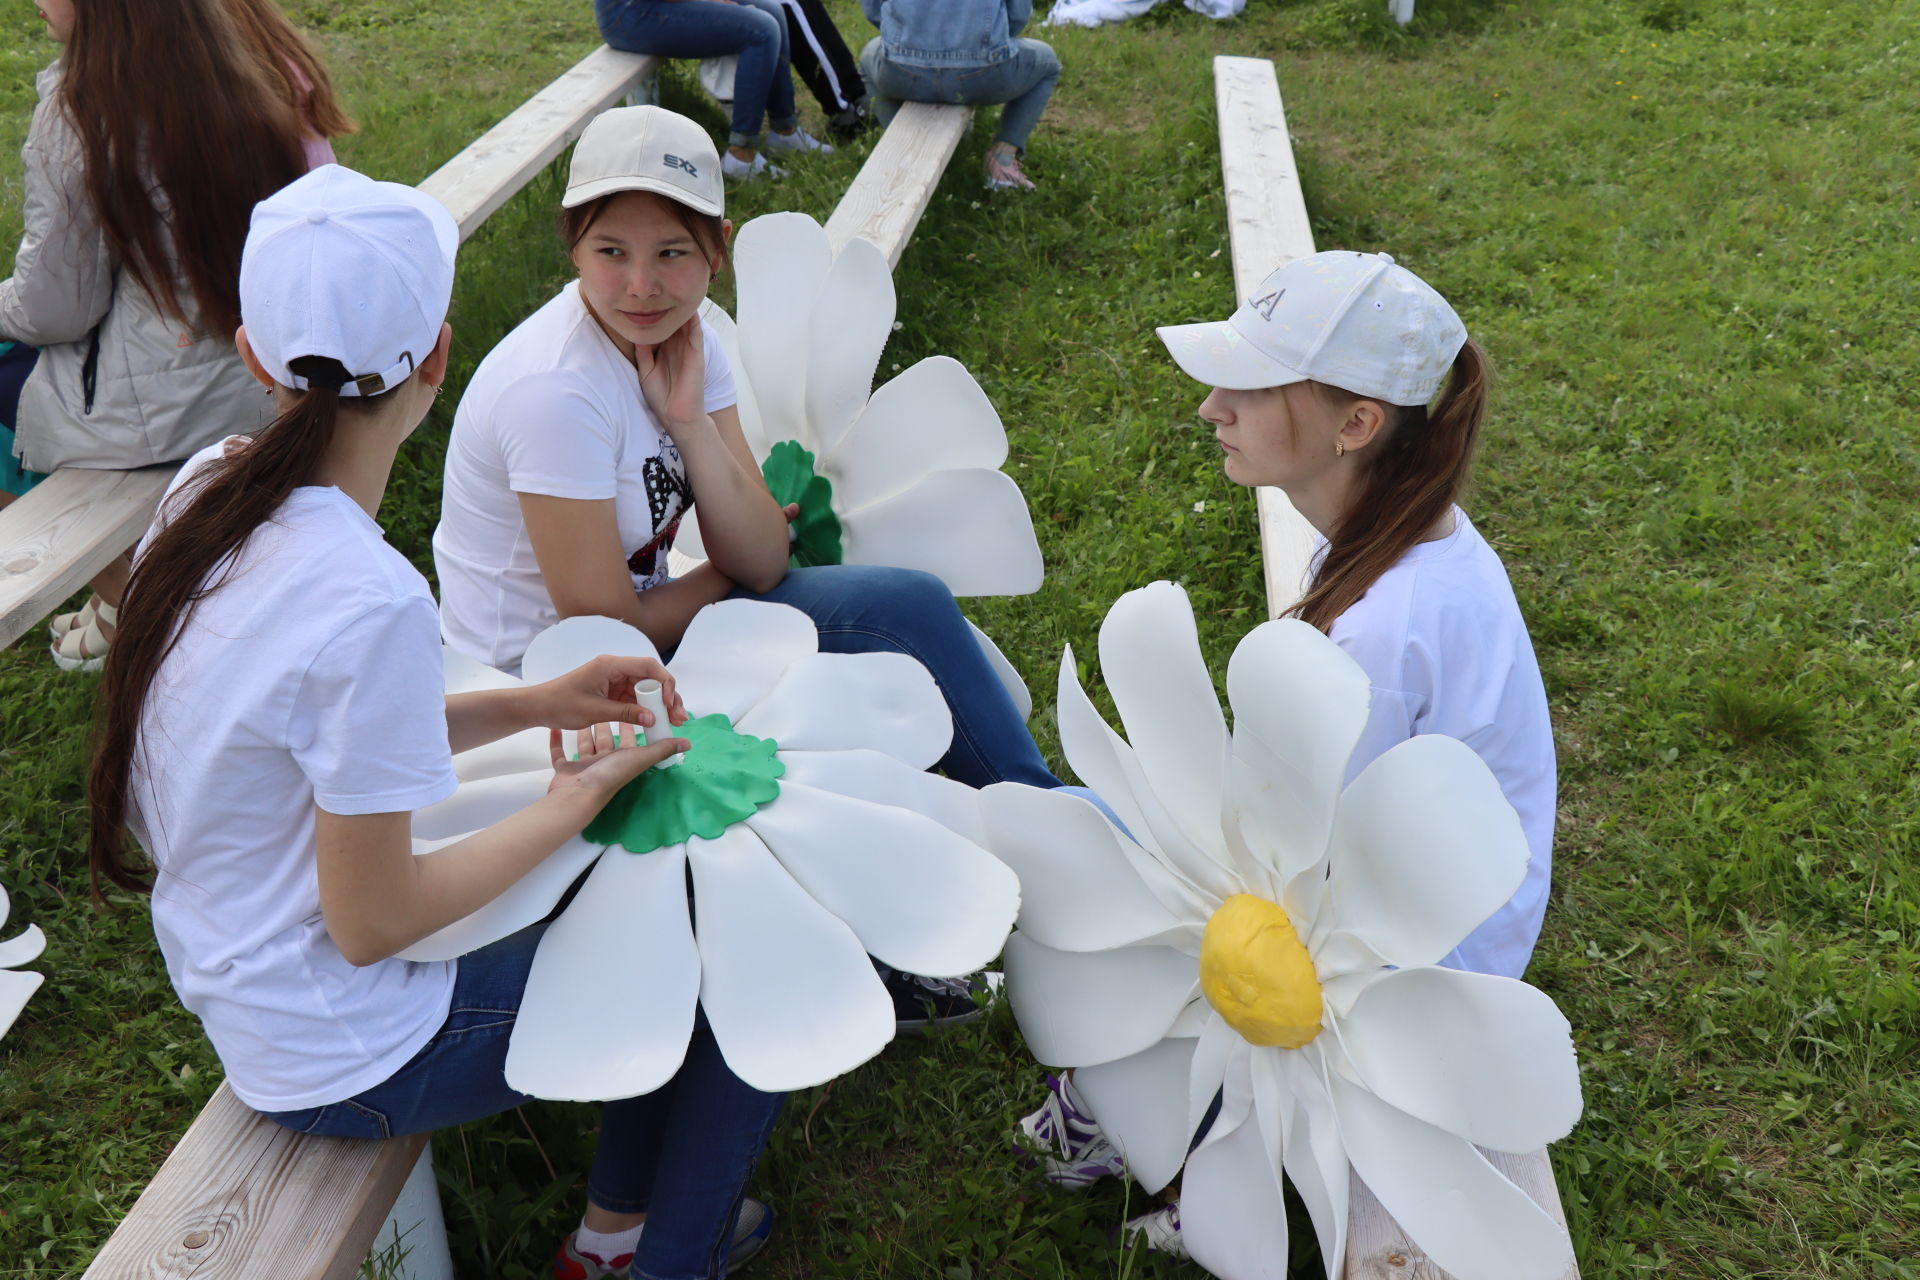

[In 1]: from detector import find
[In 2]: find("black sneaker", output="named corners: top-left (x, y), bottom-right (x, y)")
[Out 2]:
top-left (828, 96), bottom-right (875, 140)
top-left (875, 962), bottom-right (1002, 1034)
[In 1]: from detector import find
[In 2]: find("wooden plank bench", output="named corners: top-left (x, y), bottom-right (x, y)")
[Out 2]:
top-left (823, 101), bottom-right (973, 268)
top-left (1211, 54), bottom-right (1581, 1280)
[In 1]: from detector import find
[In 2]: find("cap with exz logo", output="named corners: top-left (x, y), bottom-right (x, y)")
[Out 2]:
top-left (563, 105), bottom-right (725, 217)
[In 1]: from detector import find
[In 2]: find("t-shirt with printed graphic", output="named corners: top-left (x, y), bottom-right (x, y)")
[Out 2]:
top-left (435, 281), bottom-right (737, 670)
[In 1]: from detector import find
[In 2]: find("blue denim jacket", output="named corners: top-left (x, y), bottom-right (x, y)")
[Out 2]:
top-left (862, 0), bottom-right (1032, 67)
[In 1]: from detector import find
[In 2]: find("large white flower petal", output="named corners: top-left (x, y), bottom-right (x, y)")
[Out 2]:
top-left (0, 970), bottom-right (42, 1040)
top-left (966, 619), bottom-right (1032, 722)
top-left (1332, 1077), bottom-right (1575, 1280)
top-left (411, 770), bottom-right (549, 843)
top-left (0, 887), bottom-right (45, 969)
top-left (665, 599), bottom-right (818, 723)
top-left (826, 356), bottom-right (1009, 509)
top-left (1337, 967), bottom-right (1582, 1153)
top-left (743, 782), bottom-right (1017, 978)
top-left (444, 644), bottom-right (519, 694)
top-left (697, 297), bottom-right (769, 457)
top-left (1072, 1035), bottom-right (1197, 1194)
top-left (689, 824), bottom-right (894, 1092)
top-left (1187, 1014), bottom-right (1241, 1149)
top-left (1004, 931), bottom-right (1199, 1069)
top-left (735, 213), bottom-right (834, 448)
top-left (804, 237), bottom-right (895, 456)
top-left (453, 728), bottom-right (550, 783)
top-left (400, 835), bottom-right (605, 962)
top-left (1224, 618), bottom-right (1372, 902)
top-left (504, 847), bottom-right (700, 1100)
top-left (1181, 1112), bottom-right (1292, 1280)
top-left (838, 469), bottom-right (1043, 597)
top-left (1260, 1048), bottom-right (1350, 1280)
top-left (735, 651), bottom-right (950, 768)
top-left (1317, 735), bottom-right (1529, 971)
top-left (521, 615), bottom-right (661, 686)
top-left (779, 747), bottom-right (987, 845)
top-left (979, 782), bottom-right (1195, 954)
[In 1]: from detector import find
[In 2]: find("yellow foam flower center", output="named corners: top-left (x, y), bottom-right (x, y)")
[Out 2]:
top-left (1198, 894), bottom-right (1324, 1049)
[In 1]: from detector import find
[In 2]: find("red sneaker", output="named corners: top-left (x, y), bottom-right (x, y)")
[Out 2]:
top-left (553, 1233), bottom-right (633, 1280)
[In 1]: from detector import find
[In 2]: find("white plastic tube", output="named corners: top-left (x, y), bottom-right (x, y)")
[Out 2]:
top-left (635, 679), bottom-right (681, 768)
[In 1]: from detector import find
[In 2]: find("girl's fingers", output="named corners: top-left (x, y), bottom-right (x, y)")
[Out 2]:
top-left (548, 727), bottom-right (566, 769)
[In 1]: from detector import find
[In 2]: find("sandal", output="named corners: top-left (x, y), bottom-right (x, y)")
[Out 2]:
top-left (49, 595), bottom-right (100, 641)
top-left (51, 600), bottom-right (116, 672)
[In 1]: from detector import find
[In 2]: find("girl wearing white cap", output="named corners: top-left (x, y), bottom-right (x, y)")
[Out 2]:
top-left (1014, 250), bottom-right (1557, 1255)
top-left (87, 166), bottom-right (781, 1280)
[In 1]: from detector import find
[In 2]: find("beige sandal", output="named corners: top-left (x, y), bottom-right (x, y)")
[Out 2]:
top-left (49, 595), bottom-right (101, 641)
top-left (51, 600), bottom-right (116, 673)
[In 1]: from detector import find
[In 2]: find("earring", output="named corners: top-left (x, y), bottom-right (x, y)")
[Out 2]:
top-left (432, 384), bottom-right (444, 398)
top-left (1335, 441), bottom-right (1346, 458)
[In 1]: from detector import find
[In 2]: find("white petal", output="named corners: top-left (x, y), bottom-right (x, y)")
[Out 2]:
top-left (839, 469), bottom-right (1043, 597)
top-left (0, 920), bottom-right (46, 970)
top-left (454, 728), bottom-right (551, 783)
top-left (1224, 618), bottom-right (1371, 902)
top-left (779, 747), bottom-right (988, 845)
top-left (444, 644), bottom-right (519, 694)
top-left (0, 969), bottom-right (43, 1041)
top-left (669, 512), bottom-right (707, 572)
top-left (411, 770), bottom-right (549, 843)
top-left (1072, 1036), bottom-right (1196, 1194)
top-left (804, 237), bottom-right (895, 455)
top-left (1332, 1076), bottom-right (1575, 1280)
top-left (967, 619), bottom-right (1032, 722)
top-left (666, 599), bottom-right (818, 723)
top-left (735, 651), bottom-right (950, 768)
top-left (1003, 931), bottom-right (1198, 1069)
top-left (825, 356), bottom-right (1008, 509)
top-left (398, 835), bottom-right (605, 962)
top-left (979, 782), bottom-right (1195, 954)
top-left (734, 213), bottom-right (833, 448)
top-left (1186, 1014), bottom-right (1242, 1152)
top-left (1318, 736), bottom-right (1529, 971)
top-left (743, 782), bottom-right (1017, 979)
top-left (697, 297), bottom-right (768, 457)
top-left (1337, 967), bottom-right (1582, 1152)
top-left (1260, 1048), bottom-right (1349, 1278)
top-left (520, 615), bottom-right (661, 687)
top-left (689, 824), bottom-right (894, 1091)
top-left (1180, 1112), bottom-right (1292, 1280)
top-left (504, 847), bottom-right (700, 1100)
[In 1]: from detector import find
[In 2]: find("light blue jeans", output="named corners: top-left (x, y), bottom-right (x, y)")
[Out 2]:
top-left (857, 36), bottom-right (1061, 151)
top-left (596, 0), bottom-right (800, 148)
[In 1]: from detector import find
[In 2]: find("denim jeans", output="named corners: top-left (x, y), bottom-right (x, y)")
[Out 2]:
top-left (857, 37), bottom-right (1061, 151)
top-left (721, 565), bottom-right (1061, 790)
top-left (596, 0), bottom-right (799, 148)
top-left (260, 925), bottom-right (784, 1280)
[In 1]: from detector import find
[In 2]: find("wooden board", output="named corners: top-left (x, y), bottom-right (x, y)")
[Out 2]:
top-left (418, 45), bottom-right (662, 242)
top-left (0, 465), bottom-right (173, 652)
top-left (81, 1083), bottom-right (426, 1280)
top-left (1346, 1147), bottom-right (1581, 1279)
top-left (823, 102), bottom-right (973, 269)
top-left (1212, 55), bottom-right (1322, 618)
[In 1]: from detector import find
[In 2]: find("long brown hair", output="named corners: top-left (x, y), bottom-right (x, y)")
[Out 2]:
top-left (59, 0), bottom-right (308, 339)
top-left (87, 360), bottom-right (389, 899)
top-left (1289, 339), bottom-right (1492, 633)
top-left (223, 0), bottom-right (357, 141)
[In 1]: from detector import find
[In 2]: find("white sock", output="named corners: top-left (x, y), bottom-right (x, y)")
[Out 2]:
top-left (575, 1221), bottom-right (644, 1262)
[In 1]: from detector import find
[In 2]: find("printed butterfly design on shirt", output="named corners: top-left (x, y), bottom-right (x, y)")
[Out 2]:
top-left (628, 451), bottom-right (694, 582)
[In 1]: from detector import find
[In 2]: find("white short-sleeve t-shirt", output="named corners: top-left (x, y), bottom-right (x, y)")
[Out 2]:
top-left (130, 442), bottom-right (459, 1113)
top-left (434, 282), bottom-right (737, 669)
top-left (1324, 509), bottom-right (1556, 980)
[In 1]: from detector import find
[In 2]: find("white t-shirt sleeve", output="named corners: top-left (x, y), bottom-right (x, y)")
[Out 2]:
top-left (492, 372), bottom-right (621, 502)
top-left (288, 595), bottom-right (458, 815)
top-left (702, 321), bottom-right (738, 414)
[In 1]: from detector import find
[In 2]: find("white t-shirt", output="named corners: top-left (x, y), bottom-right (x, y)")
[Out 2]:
top-left (1325, 509), bottom-right (1556, 980)
top-left (435, 282), bottom-right (738, 669)
top-left (130, 442), bottom-right (459, 1112)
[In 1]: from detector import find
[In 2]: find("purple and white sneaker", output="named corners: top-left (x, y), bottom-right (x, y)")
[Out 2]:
top-left (1011, 1073), bottom-right (1129, 1188)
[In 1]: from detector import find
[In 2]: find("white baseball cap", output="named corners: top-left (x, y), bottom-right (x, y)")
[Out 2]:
top-left (563, 106), bottom-right (724, 218)
top-left (1157, 251), bottom-right (1467, 407)
top-left (240, 164), bottom-right (457, 397)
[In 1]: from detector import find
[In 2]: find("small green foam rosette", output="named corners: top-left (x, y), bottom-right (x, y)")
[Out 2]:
top-left (584, 714), bottom-right (784, 855)
top-left (762, 440), bottom-right (843, 568)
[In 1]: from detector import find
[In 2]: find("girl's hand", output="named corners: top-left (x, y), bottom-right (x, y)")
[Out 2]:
top-left (548, 723), bottom-right (686, 800)
top-left (529, 655), bottom-right (688, 732)
top-left (634, 317), bottom-right (708, 437)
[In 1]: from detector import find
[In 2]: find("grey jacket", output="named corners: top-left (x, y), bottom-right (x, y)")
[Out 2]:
top-left (0, 63), bottom-right (267, 474)
top-left (862, 0), bottom-right (1032, 67)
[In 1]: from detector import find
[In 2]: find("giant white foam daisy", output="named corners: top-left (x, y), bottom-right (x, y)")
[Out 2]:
top-left (404, 602), bottom-right (1019, 1099)
top-left (983, 582), bottom-right (1582, 1280)
top-left (0, 880), bottom-right (45, 1041)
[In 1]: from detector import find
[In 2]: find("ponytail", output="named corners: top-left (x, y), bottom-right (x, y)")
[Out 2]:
top-left (87, 358), bottom-right (359, 900)
top-left (1289, 338), bottom-right (1491, 634)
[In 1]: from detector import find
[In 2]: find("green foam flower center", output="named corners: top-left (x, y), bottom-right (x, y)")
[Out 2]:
top-left (583, 714), bottom-right (784, 855)
top-left (762, 440), bottom-right (844, 568)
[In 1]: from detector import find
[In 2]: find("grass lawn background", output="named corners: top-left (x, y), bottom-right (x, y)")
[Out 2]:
top-left (2, 0), bottom-right (1916, 1276)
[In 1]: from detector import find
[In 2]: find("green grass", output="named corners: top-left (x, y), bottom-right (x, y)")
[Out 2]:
top-left (5, 0), bottom-right (1919, 1275)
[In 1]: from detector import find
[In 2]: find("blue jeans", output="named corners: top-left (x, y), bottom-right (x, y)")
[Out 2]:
top-left (261, 925), bottom-right (784, 1280)
top-left (857, 37), bottom-right (1061, 151)
top-left (596, 0), bottom-right (799, 148)
top-left (721, 565), bottom-right (1061, 790)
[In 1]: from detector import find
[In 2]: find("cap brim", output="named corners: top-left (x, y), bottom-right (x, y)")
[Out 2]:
top-left (1156, 320), bottom-right (1307, 391)
top-left (561, 174), bottom-right (723, 218)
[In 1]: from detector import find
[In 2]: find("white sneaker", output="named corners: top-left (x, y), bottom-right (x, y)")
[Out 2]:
top-left (722, 151), bottom-right (786, 181)
top-left (1121, 1201), bottom-right (1189, 1259)
top-left (1011, 1073), bottom-right (1129, 1189)
top-left (765, 127), bottom-right (833, 155)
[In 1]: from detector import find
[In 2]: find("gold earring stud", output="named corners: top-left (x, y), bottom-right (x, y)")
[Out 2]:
top-left (1335, 441), bottom-right (1346, 458)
